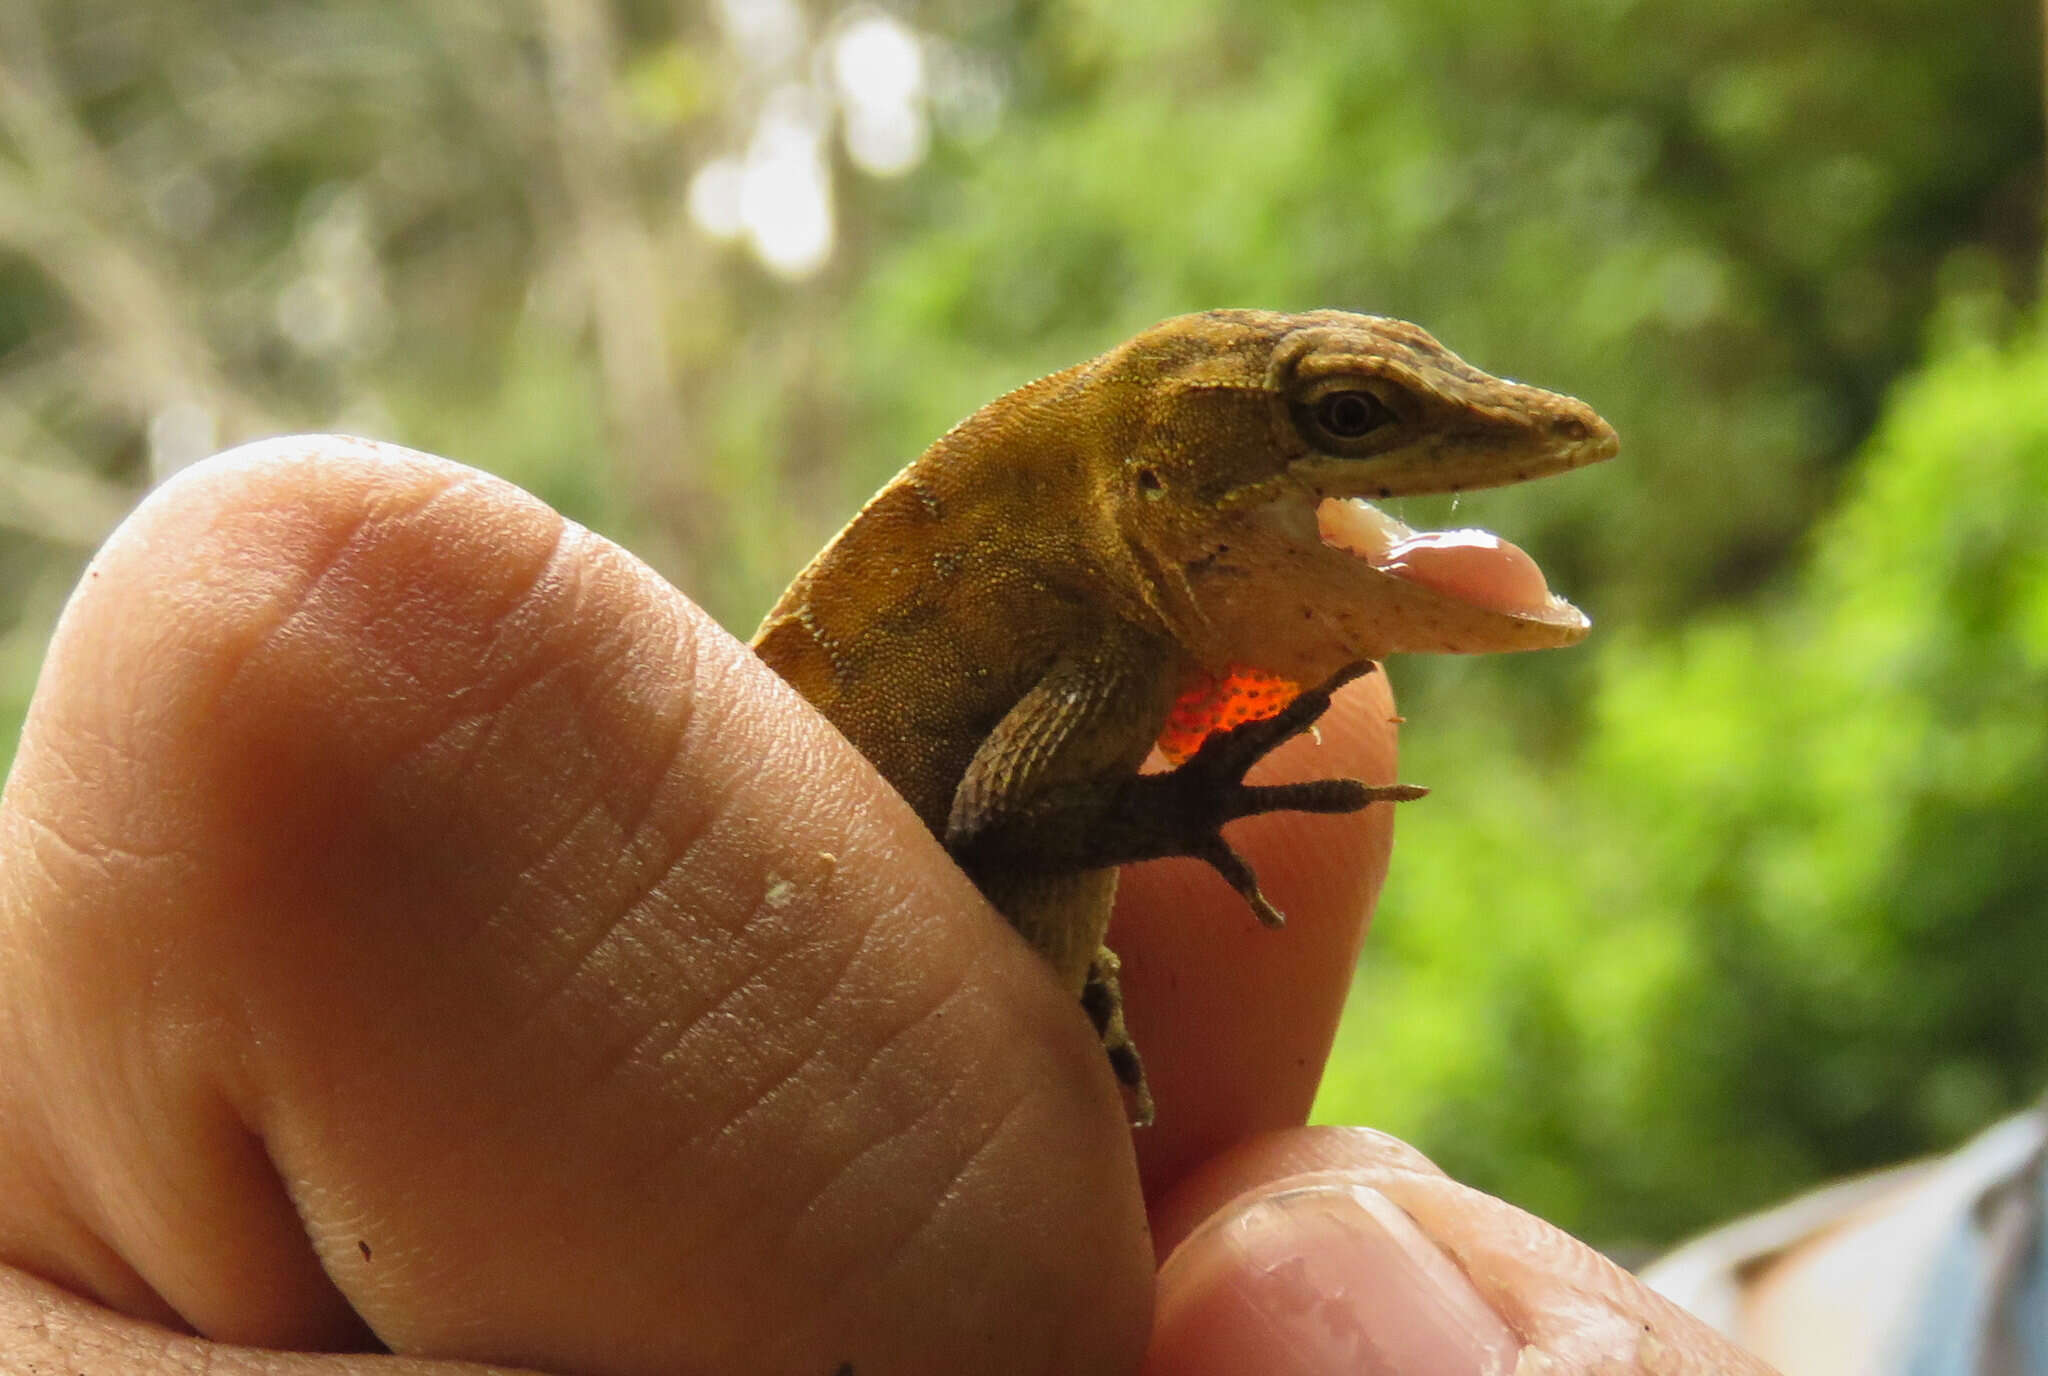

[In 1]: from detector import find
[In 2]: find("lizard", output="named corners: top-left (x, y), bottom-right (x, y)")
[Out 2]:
top-left (753, 309), bottom-right (1617, 1126)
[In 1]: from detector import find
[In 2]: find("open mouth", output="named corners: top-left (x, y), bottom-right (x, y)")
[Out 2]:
top-left (1314, 496), bottom-right (1589, 633)
top-left (1152, 489), bottom-right (1594, 762)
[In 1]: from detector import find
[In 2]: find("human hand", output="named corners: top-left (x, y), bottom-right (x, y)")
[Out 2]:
top-left (0, 437), bottom-right (1770, 1373)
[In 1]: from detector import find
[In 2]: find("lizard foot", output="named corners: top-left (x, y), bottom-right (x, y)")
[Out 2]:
top-left (1127, 660), bottom-right (1425, 927)
top-left (1080, 947), bottom-right (1154, 1128)
top-left (955, 661), bottom-right (1424, 930)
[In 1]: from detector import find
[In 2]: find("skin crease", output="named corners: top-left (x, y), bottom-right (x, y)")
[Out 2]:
top-left (0, 438), bottom-right (1771, 1374)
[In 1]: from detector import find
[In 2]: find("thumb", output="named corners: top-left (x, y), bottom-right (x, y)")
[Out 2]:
top-left (1144, 1127), bottom-right (1778, 1375)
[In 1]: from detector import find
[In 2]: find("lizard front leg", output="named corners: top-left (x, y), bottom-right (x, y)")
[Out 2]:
top-left (1111, 661), bottom-right (1425, 927)
top-left (942, 632), bottom-right (1179, 1124)
top-left (952, 660), bottom-right (1423, 931)
top-left (947, 645), bottom-right (1414, 1125)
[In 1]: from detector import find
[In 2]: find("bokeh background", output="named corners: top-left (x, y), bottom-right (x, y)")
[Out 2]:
top-left (2, 0), bottom-right (2044, 1256)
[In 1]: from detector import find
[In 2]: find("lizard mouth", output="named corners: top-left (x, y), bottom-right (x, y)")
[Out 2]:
top-left (1154, 493), bottom-right (1591, 761)
top-left (1315, 496), bottom-right (1590, 636)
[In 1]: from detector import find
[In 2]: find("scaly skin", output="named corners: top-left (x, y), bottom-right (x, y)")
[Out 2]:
top-left (754, 309), bottom-right (1617, 1124)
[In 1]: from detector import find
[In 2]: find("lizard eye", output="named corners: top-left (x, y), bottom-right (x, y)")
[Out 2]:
top-left (1304, 390), bottom-right (1396, 443)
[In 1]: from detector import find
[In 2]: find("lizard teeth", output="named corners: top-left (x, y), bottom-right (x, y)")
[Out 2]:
top-left (1315, 497), bottom-right (1570, 622)
top-left (1314, 495), bottom-right (1414, 560)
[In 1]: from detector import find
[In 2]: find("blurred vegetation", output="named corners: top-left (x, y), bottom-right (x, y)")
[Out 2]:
top-left (1325, 322), bottom-right (2048, 1243)
top-left (0, 0), bottom-right (2042, 1248)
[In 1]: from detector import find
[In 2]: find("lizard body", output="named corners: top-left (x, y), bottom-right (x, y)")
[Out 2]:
top-left (754, 309), bottom-right (1616, 1124)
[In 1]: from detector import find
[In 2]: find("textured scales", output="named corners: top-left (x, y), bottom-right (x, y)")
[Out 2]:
top-left (753, 309), bottom-right (1617, 1125)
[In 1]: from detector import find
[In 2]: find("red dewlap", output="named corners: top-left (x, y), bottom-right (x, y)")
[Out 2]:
top-left (1156, 665), bottom-right (1303, 765)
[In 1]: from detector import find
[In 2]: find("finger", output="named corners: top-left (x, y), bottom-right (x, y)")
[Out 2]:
top-left (1110, 671), bottom-right (1405, 1199)
top-left (0, 1262), bottom-right (549, 1375)
top-left (1143, 1126), bottom-right (1776, 1375)
top-left (0, 437), bottom-right (1150, 1376)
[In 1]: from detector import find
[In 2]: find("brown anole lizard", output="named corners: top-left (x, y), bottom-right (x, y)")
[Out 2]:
top-left (754, 309), bottom-right (1617, 1125)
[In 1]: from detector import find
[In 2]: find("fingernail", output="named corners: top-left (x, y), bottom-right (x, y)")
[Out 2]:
top-left (1149, 1183), bottom-right (1521, 1376)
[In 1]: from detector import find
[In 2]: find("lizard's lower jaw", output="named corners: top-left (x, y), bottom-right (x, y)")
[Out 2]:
top-left (1167, 490), bottom-right (1593, 675)
top-left (1316, 496), bottom-right (1591, 643)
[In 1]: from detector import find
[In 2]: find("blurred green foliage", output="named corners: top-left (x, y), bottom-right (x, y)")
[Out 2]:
top-left (1324, 319), bottom-right (2048, 1243)
top-left (0, 0), bottom-right (2042, 1248)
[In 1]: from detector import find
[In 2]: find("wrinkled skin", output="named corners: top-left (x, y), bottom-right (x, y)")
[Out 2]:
top-left (0, 438), bottom-right (1769, 1375)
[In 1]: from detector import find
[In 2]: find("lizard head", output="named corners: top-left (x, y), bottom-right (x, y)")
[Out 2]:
top-left (1098, 309), bottom-right (1619, 683)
